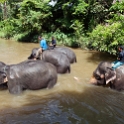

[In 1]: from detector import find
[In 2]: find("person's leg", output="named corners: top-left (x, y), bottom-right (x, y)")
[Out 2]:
top-left (112, 61), bottom-right (123, 70)
top-left (111, 60), bottom-right (118, 66)
top-left (35, 48), bottom-right (42, 59)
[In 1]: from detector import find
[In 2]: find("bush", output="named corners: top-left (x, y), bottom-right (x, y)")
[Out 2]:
top-left (88, 22), bottom-right (124, 55)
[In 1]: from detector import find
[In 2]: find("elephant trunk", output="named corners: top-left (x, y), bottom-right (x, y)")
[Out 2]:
top-left (90, 76), bottom-right (97, 85)
top-left (34, 48), bottom-right (41, 59)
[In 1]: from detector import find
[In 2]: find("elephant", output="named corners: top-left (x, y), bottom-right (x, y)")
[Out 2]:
top-left (28, 48), bottom-right (71, 74)
top-left (0, 60), bottom-right (57, 94)
top-left (90, 61), bottom-right (124, 91)
top-left (0, 62), bottom-right (8, 90)
top-left (54, 47), bottom-right (77, 63)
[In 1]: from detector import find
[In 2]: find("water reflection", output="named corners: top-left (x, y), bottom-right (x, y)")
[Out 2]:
top-left (0, 88), bottom-right (124, 124)
top-left (0, 39), bottom-right (123, 124)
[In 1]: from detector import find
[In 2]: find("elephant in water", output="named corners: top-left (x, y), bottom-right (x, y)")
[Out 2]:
top-left (90, 61), bottom-right (124, 91)
top-left (28, 48), bottom-right (71, 74)
top-left (0, 62), bottom-right (8, 90)
top-left (54, 47), bottom-right (77, 63)
top-left (0, 60), bottom-right (57, 94)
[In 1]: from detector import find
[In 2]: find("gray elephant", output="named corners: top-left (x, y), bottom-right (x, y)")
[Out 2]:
top-left (0, 62), bottom-right (8, 90)
top-left (28, 48), bottom-right (71, 74)
top-left (54, 47), bottom-right (77, 63)
top-left (90, 61), bottom-right (124, 91)
top-left (0, 60), bottom-right (57, 94)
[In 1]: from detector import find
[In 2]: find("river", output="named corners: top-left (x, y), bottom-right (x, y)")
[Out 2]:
top-left (0, 39), bottom-right (124, 124)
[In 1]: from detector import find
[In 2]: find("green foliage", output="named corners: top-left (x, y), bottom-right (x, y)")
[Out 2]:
top-left (53, 0), bottom-right (88, 35)
top-left (85, 0), bottom-right (113, 31)
top-left (109, 0), bottom-right (124, 23)
top-left (70, 20), bottom-right (84, 38)
top-left (88, 22), bottom-right (124, 55)
top-left (73, 0), bottom-right (88, 15)
top-left (13, 31), bottom-right (31, 42)
top-left (17, 0), bottom-right (52, 33)
top-left (0, 19), bottom-right (15, 38)
top-left (32, 30), bottom-right (86, 48)
top-left (86, 0), bottom-right (124, 55)
top-left (1, 0), bottom-right (124, 55)
top-left (0, 0), bottom-right (6, 3)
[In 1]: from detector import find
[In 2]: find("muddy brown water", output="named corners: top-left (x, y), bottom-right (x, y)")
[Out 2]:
top-left (0, 39), bottom-right (124, 124)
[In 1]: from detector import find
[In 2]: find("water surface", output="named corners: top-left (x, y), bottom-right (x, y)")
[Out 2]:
top-left (0, 39), bottom-right (123, 124)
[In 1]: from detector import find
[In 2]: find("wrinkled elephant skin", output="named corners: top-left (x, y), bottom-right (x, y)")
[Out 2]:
top-left (54, 47), bottom-right (77, 63)
top-left (28, 48), bottom-right (71, 74)
top-left (0, 60), bottom-right (57, 94)
top-left (90, 61), bottom-right (124, 91)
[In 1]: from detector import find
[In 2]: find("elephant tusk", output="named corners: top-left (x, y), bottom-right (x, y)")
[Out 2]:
top-left (4, 77), bottom-right (8, 83)
top-left (106, 75), bottom-right (116, 85)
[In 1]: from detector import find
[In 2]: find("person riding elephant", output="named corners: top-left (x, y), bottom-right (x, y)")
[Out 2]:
top-left (90, 61), bottom-right (124, 91)
top-left (37, 36), bottom-right (48, 55)
top-left (54, 46), bottom-right (77, 63)
top-left (112, 46), bottom-right (124, 70)
top-left (49, 36), bottom-right (57, 49)
top-left (28, 48), bottom-right (71, 74)
top-left (0, 60), bottom-right (57, 94)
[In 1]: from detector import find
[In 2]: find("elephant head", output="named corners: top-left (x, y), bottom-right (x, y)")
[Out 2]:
top-left (90, 61), bottom-right (116, 86)
top-left (28, 48), bottom-right (41, 60)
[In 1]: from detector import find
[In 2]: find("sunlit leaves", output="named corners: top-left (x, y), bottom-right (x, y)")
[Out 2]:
top-left (0, 0), bottom-right (6, 3)
top-left (17, 0), bottom-right (52, 32)
top-left (73, 0), bottom-right (88, 15)
top-left (89, 22), bottom-right (124, 55)
top-left (109, 0), bottom-right (124, 22)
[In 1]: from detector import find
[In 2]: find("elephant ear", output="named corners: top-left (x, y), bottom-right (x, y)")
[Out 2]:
top-left (105, 67), bottom-right (116, 85)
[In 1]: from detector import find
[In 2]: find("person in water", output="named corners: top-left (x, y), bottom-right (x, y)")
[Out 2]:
top-left (112, 46), bottom-right (124, 70)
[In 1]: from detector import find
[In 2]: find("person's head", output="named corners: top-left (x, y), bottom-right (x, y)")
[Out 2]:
top-left (38, 36), bottom-right (42, 41)
top-left (118, 46), bottom-right (123, 51)
top-left (52, 36), bottom-right (54, 40)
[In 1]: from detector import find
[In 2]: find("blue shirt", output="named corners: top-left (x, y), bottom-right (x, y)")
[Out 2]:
top-left (40, 39), bottom-right (48, 50)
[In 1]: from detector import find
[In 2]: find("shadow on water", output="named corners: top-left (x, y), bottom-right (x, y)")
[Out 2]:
top-left (85, 50), bottom-right (116, 64)
top-left (0, 85), bottom-right (124, 124)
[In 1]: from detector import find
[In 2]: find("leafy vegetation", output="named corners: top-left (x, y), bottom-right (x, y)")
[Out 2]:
top-left (0, 0), bottom-right (124, 54)
top-left (88, 0), bottom-right (124, 55)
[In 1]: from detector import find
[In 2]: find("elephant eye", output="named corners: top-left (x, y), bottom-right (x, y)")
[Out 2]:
top-left (3, 74), bottom-right (6, 78)
top-left (93, 72), bottom-right (101, 80)
top-left (96, 75), bottom-right (101, 80)
top-left (2, 73), bottom-right (6, 78)
top-left (94, 74), bottom-right (101, 80)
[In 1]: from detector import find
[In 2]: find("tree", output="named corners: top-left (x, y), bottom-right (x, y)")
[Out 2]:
top-left (87, 0), bottom-right (124, 55)
top-left (84, 0), bottom-right (113, 31)
top-left (51, 0), bottom-right (88, 36)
